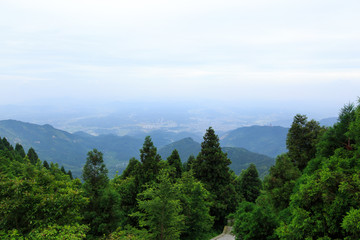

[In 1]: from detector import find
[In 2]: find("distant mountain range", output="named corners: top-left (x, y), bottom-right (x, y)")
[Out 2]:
top-left (4, 119), bottom-right (333, 178)
top-left (220, 125), bottom-right (289, 157)
top-left (158, 137), bottom-right (274, 178)
top-left (0, 120), bottom-right (143, 177)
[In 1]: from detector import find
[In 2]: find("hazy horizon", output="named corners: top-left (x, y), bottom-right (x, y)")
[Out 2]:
top-left (1, 0), bottom-right (359, 130)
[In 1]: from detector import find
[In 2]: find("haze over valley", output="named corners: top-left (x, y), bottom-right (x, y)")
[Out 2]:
top-left (1, 0), bottom-right (360, 239)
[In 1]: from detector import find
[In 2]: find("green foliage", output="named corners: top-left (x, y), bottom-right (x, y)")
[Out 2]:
top-left (6, 101), bottom-right (360, 240)
top-left (237, 163), bottom-right (262, 203)
top-left (15, 143), bottom-right (25, 158)
top-left (106, 225), bottom-right (148, 240)
top-left (159, 136), bottom-right (275, 178)
top-left (0, 144), bottom-right (87, 237)
top-left (263, 154), bottom-right (301, 211)
top-left (133, 169), bottom-right (184, 240)
top-left (139, 136), bottom-right (161, 186)
top-left (82, 149), bottom-right (109, 195)
top-left (82, 149), bottom-right (121, 237)
top-left (27, 147), bottom-right (39, 165)
top-left (28, 224), bottom-right (89, 240)
top-left (43, 160), bottom-right (50, 169)
top-left (67, 170), bottom-right (73, 180)
top-left (0, 229), bottom-right (25, 240)
top-left (60, 165), bottom-right (66, 174)
top-left (223, 147), bottom-right (275, 178)
top-left (317, 103), bottom-right (356, 158)
top-left (286, 114), bottom-right (324, 171)
top-left (159, 137), bottom-right (201, 162)
top-left (276, 150), bottom-right (360, 239)
top-left (183, 155), bottom-right (195, 172)
top-left (342, 208), bottom-right (360, 239)
top-left (233, 201), bottom-right (277, 240)
top-left (348, 100), bottom-right (360, 146)
top-left (193, 127), bottom-right (237, 228)
top-left (120, 157), bottom-right (141, 180)
top-left (177, 171), bottom-right (214, 240)
top-left (111, 175), bottom-right (138, 226)
top-left (167, 149), bottom-right (182, 179)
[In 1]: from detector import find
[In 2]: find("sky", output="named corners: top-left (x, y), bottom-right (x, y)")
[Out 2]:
top-left (1, 0), bottom-right (360, 117)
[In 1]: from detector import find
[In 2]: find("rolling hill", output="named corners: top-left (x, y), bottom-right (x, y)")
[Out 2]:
top-left (159, 137), bottom-right (274, 177)
top-left (0, 120), bottom-right (143, 177)
top-left (220, 125), bottom-right (289, 157)
top-left (0, 120), bottom-right (280, 178)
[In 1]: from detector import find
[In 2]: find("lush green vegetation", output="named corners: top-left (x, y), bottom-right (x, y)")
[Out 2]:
top-left (1, 100), bottom-right (360, 239)
top-left (159, 137), bottom-right (275, 177)
top-left (0, 126), bottom-right (233, 239)
top-left (231, 101), bottom-right (360, 240)
top-left (0, 120), bottom-right (275, 179)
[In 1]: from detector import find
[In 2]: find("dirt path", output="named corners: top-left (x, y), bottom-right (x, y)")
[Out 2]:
top-left (210, 226), bottom-right (235, 240)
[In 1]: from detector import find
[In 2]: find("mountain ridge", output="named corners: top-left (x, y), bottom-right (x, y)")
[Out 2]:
top-left (0, 119), bottom-right (284, 178)
top-left (159, 137), bottom-right (274, 178)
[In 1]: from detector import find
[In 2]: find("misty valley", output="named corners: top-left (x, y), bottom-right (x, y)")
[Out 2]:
top-left (1, 101), bottom-right (360, 239)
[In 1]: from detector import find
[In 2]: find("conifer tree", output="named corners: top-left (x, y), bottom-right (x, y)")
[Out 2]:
top-left (167, 149), bottom-right (182, 179)
top-left (238, 163), bottom-right (262, 203)
top-left (82, 149), bottom-right (109, 195)
top-left (193, 127), bottom-right (237, 228)
top-left (15, 143), bottom-right (26, 158)
top-left (263, 154), bottom-right (301, 211)
top-left (139, 136), bottom-right (161, 186)
top-left (177, 171), bottom-right (214, 240)
top-left (43, 160), bottom-right (50, 169)
top-left (60, 165), bottom-right (66, 175)
top-left (134, 169), bottom-right (184, 240)
top-left (67, 170), bottom-right (73, 180)
top-left (183, 155), bottom-right (195, 172)
top-left (120, 157), bottom-right (141, 179)
top-left (287, 114), bottom-right (324, 171)
top-left (27, 147), bottom-right (39, 165)
top-left (82, 149), bottom-right (120, 237)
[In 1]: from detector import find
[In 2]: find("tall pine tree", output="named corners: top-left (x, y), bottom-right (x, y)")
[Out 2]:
top-left (286, 114), bottom-right (324, 171)
top-left (167, 149), bottom-right (182, 179)
top-left (237, 163), bottom-right (262, 203)
top-left (82, 149), bottom-right (121, 237)
top-left (139, 136), bottom-right (161, 186)
top-left (193, 127), bottom-right (237, 228)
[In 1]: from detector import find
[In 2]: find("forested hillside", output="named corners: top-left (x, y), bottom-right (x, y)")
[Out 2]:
top-left (231, 101), bottom-right (360, 239)
top-left (0, 120), bottom-right (143, 177)
top-left (0, 127), bottom-right (240, 239)
top-left (220, 125), bottom-right (288, 157)
top-left (1, 101), bottom-right (360, 239)
top-left (159, 137), bottom-right (274, 178)
top-left (0, 120), bottom-right (278, 178)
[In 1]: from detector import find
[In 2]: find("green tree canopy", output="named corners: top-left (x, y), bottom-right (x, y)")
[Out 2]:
top-left (237, 163), bottom-right (262, 203)
top-left (263, 154), bottom-right (301, 211)
top-left (134, 169), bottom-right (184, 240)
top-left (233, 201), bottom-right (277, 240)
top-left (193, 127), bottom-right (237, 228)
top-left (286, 114), bottom-right (324, 171)
top-left (27, 147), bottom-right (39, 165)
top-left (82, 149), bottom-right (109, 195)
top-left (167, 149), bottom-right (182, 179)
top-left (82, 149), bottom-right (120, 237)
top-left (139, 136), bottom-right (161, 186)
top-left (15, 143), bottom-right (25, 158)
top-left (177, 171), bottom-right (214, 240)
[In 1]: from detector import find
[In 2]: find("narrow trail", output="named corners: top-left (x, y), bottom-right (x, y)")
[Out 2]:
top-left (210, 226), bottom-right (235, 240)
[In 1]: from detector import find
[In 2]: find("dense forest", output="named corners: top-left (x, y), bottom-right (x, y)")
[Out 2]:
top-left (1, 101), bottom-right (360, 239)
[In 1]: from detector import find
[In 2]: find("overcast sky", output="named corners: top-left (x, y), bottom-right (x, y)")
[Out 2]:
top-left (1, 0), bottom-right (360, 116)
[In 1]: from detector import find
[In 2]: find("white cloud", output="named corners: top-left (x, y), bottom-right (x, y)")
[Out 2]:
top-left (0, 0), bottom-right (359, 111)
